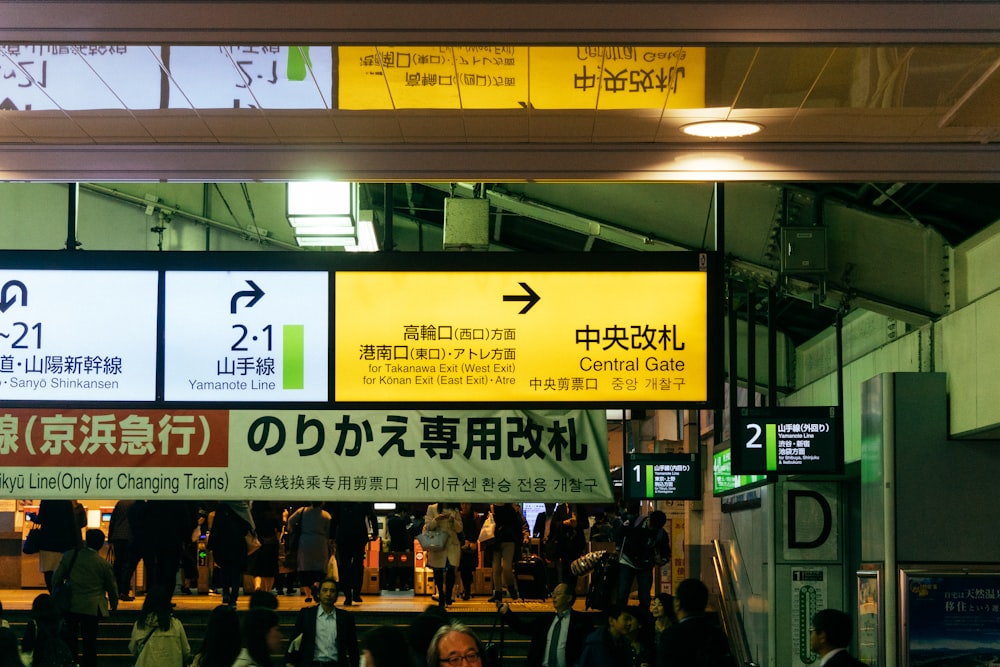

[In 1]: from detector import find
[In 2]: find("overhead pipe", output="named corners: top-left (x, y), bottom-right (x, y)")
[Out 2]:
top-left (836, 307), bottom-right (845, 412)
top-left (746, 285), bottom-right (756, 406)
top-left (65, 183), bottom-right (81, 250)
top-left (383, 183), bottom-right (395, 252)
top-left (719, 182), bottom-right (742, 452)
top-left (727, 277), bottom-right (739, 445)
top-left (767, 286), bottom-right (778, 407)
top-left (80, 183), bottom-right (300, 250)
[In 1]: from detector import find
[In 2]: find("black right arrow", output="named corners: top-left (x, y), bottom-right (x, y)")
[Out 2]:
top-left (503, 282), bottom-right (540, 314)
top-left (0, 280), bottom-right (27, 313)
top-left (230, 280), bottom-right (265, 314)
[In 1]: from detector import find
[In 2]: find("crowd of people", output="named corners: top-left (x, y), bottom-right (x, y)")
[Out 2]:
top-left (10, 498), bottom-right (870, 667)
top-left (26, 499), bottom-right (659, 607)
top-left (4, 581), bottom-right (461, 667)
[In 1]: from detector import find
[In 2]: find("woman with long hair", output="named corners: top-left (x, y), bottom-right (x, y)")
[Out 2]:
top-left (21, 593), bottom-right (74, 667)
top-left (192, 604), bottom-right (242, 667)
top-left (129, 585), bottom-right (191, 667)
top-left (232, 608), bottom-right (282, 667)
top-left (650, 592), bottom-right (679, 645)
top-left (423, 501), bottom-right (462, 607)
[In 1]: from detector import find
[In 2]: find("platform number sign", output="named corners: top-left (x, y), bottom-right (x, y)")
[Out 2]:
top-left (730, 406), bottom-right (843, 476)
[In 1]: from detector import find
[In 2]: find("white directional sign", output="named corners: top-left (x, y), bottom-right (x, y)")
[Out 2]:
top-left (0, 270), bottom-right (159, 401)
top-left (163, 271), bottom-right (329, 401)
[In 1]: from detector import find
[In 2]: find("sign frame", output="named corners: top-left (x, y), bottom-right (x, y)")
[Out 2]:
top-left (730, 405), bottom-right (844, 476)
top-left (623, 451), bottom-right (702, 501)
top-left (0, 250), bottom-right (722, 409)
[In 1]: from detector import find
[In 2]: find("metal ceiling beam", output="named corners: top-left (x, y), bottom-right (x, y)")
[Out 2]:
top-left (81, 183), bottom-right (301, 250)
top-left (729, 258), bottom-right (935, 327)
top-left (3, 144), bottom-right (998, 182)
top-left (1, 2), bottom-right (997, 44)
top-left (428, 182), bottom-right (690, 252)
top-left (432, 181), bottom-right (939, 328)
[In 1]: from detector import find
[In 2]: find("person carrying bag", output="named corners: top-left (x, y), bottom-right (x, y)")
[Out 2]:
top-left (129, 586), bottom-right (191, 667)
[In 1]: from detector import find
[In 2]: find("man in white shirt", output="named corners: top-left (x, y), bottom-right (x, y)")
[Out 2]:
top-left (286, 577), bottom-right (359, 667)
top-left (500, 582), bottom-right (593, 667)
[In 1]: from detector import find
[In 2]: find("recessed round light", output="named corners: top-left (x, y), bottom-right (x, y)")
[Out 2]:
top-left (681, 120), bottom-right (763, 138)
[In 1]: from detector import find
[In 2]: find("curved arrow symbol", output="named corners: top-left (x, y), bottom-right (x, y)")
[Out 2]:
top-left (0, 280), bottom-right (27, 314)
top-left (231, 280), bottom-right (265, 313)
top-left (503, 282), bottom-right (540, 314)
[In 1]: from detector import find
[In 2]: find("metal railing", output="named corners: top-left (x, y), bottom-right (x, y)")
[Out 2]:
top-left (713, 538), bottom-right (760, 667)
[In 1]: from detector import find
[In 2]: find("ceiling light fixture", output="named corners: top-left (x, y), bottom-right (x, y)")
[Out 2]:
top-left (681, 120), bottom-right (763, 138)
top-left (287, 181), bottom-right (359, 248)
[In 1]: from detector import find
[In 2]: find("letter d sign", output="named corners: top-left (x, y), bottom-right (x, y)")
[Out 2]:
top-left (783, 482), bottom-right (838, 561)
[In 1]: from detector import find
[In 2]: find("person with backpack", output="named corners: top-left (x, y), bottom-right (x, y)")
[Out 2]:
top-left (615, 511), bottom-right (671, 610)
top-left (656, 578), bottom-right (734, 667)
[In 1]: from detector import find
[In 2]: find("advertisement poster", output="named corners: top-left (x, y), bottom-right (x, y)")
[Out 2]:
top-left (905, 571), bottom-right (1000, 667)
top-left (857, 570), bottom-right (882, 667)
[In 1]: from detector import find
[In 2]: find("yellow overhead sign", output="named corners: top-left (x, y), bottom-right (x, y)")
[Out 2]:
top-left (338, 45), bottom-right (705, 110)
top-left (334, 269), bottom-right (709, 404)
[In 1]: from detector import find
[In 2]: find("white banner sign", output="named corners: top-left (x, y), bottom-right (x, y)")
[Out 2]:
top-left (0, 408), bottom-right (611, 502)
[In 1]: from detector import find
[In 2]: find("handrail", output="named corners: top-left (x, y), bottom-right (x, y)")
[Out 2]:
top-left (713, 538), bottom-right (759, 667)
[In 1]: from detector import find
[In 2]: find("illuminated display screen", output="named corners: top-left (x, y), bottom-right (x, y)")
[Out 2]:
top-left (0, 269), bottom-right (158, 401)
top-left (730, 406), bottom-right (844, 475)
top-left (623, 452), bottom-right (701, 501)
top-left (712, 448), bottom-right (769, 496)
top-left (0, 45), bottom-right (704, 112)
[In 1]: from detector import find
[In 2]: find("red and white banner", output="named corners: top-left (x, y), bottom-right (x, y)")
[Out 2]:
top-left (0, 408), bottom-right (610, 501)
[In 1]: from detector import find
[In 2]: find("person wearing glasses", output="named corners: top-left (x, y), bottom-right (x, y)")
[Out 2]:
top-left (809, 609), bottom-right (868, 666)
top-left (426, 623), bottom-right (486, 667)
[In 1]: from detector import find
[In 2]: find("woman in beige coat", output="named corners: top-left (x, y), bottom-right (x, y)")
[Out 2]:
top-left (422, 502), bottom-right (463, 607)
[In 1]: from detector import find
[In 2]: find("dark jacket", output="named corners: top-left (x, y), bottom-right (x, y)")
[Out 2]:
top-left (286, 605), bottom-right (359, 667)
top-left (208, 502), bottom-right (252, 569)
top-left (503, 608), bottom-right (593, 667)
top-left (35, 500), bottom-right (81, 553)
top-left (618, 515), bottom-right (670, 570)
top-left (824, 650), bottom-right (869, 667)
top-left (330, 502), bottom-right (377, 550)
top-left (656, 614), bottom-right (733, 667)
top-left (492, 503), bottom-right (529, 544)
top-left (579, 626), bottom-right (631, 667)
top-left (107, 499), bottom-right (135, 543)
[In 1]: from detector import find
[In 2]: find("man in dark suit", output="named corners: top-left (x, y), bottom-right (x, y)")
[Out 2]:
top-left (286, 577), bottom-right (360, 667)
top-left (330, 502), bottom-right (377, 605)
top-left (810, 609), bottom-right (869, 666)
top-left (53, 528), bottom-right (118, 667)
top-left (500, 582), bottom-right (593, 667)
top-left (657, 578), bottom-right (734, 667)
